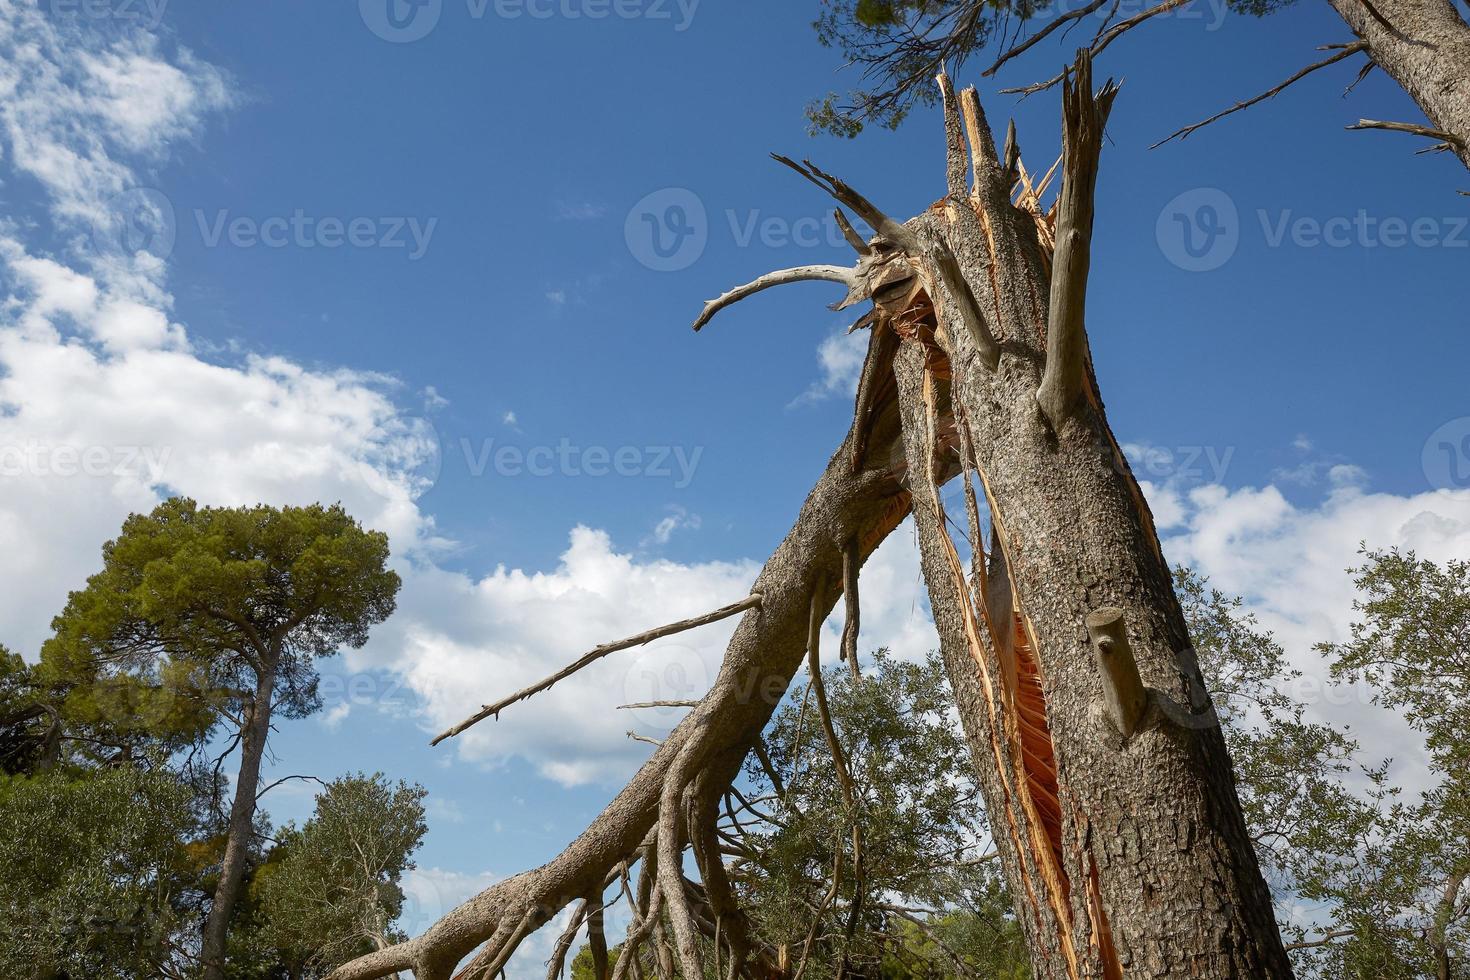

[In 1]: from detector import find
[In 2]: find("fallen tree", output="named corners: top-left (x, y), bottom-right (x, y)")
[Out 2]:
top-left (328, 49), bottom-right (1291, 980)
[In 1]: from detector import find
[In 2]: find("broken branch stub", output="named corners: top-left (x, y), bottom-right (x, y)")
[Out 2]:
top-left (1084, 607), bottom-right (1149, 739)
top-left (1037, 49), bottom-right (1118, 430)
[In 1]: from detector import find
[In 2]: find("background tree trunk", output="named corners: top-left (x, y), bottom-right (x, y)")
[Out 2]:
top-left (201, 659), bottom-right (278, 980)
top-left (1328, 0), bottom-right (1470, 169)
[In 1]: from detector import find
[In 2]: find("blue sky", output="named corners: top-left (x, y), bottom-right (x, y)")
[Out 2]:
top-left (1, 0), bottom-right (1468, 966)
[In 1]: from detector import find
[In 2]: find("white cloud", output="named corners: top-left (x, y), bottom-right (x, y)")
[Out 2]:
top-left (792, 328), bottom-right (866, 406)
top-left (646, 505), bottom-right (700, 545)
top-left (1156, 479), bottom-right (1470, 798)
top-left (552, 201), bottom-right (608, 222)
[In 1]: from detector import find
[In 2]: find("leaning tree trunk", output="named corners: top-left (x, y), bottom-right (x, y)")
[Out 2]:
top-left (202, 657), bottom-right (279, 979)
top-left (326, 402), bottom-right (914, 980)
top-left (1328, 0), bottom-right (1470, 168)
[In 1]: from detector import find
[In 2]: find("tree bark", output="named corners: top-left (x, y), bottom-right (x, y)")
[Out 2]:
top-left (201, 657), bottom-right (279, 979)
top-left (878, 69), bottom-right (1293, 978)
top-left (1327, 0), bottom-right (1470, 169)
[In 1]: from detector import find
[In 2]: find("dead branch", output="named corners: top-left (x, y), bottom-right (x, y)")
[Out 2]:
top-left (770, 154), bottom-right (918, 251)
top-left (833, 209), bottom-right (872, 255)
top-left (805, 587), bottom-right (867, 980)
top-left (545, 900), bottom-right (592, 980)
top-left (1001, 0), bottom-right (1190, 98)
top-left (1347, 117), bottom-right (1468, 150)
top-left (1152, 42), bottom-right (1370, 149)
top-left (984, 0), bottom-right (1112, 78)
top-left (587, 888), bottom-right (610, 980)
top-left (432, 594), bottom-right (762, 745)
top-left (840, 537), bottom-right (862, 682)
top-left (849, 322), bottom-right (898, 473)
top-left (693, 267), bottom-right (859, 332)
top-left (1037, 50), bottom-right (1118, 430)
top-left (617, 700), bottom-right (698, 711)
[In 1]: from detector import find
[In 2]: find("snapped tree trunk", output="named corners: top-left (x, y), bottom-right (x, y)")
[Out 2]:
top-left (201, 658), bottom-right (278, 980)
top-left (688, 52), bottom-right (1291, 977)
top-left (1328, 0), bottom-right (1470, 168)
top-left (328, 48), bottom-right (1293, 980)
top-left (878, 60), bottom-right (1292, 979)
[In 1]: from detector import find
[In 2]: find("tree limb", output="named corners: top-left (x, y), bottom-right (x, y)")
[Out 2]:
top-left (693, 267), bottom-right (860, 332)
top-left (432, 594), bottom-right (762, 745)
top-left (1152, 42), bottom-right (1370, 148)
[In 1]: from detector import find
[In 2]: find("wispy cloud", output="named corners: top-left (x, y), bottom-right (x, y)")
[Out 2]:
top-left (552, 200), bottom-right (608, 222)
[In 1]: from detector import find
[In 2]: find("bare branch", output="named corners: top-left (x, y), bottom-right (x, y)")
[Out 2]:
top-left (545, 899), bottom-right (592, 980)
top-left (255, 773), bottom-right (326, 803)
top-left (1347, 117), bottom-right (1468, 149)
top-left (693, 267), bottom-right (858, 332)
top-left (1152, 42), bottom-right (1369, 149)
top-left (840, 537), bottom-right (862, 682)
top-left (1001, 0), bottom-right (1190, 98)
top-left (770, 154), bottom-right (918, 251)
top-left (833, 209), bottom-right (872, 255)
top-left (432, 594), bottom-right (763, 744)
top-left (617, 700), bottom-right (699, 711)
top-left (1037, 50), bottom-right (1118, 429)
top-left (627, 731), bottom-right (664, 747)
top-left (984, 0), bottom-right (1112, 78)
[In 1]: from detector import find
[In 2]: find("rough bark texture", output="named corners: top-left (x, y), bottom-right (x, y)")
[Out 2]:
top-left (201, 658), bottom-right (279, 980)
top-left (876, 67), bottom-right (1292, 978)
top-left (1328, 0), bottom-right (1470, 169)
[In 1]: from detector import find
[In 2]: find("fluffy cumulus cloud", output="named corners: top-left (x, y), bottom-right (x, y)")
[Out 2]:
top-left (0, 7), bottom-right (432, 653)
top-left (1151, 463), bottom-right (1470, 796)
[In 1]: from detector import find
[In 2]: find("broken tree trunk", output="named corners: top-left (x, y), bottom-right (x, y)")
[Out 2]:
top-left (695, 48), bottom-right (1291, 978)
top-left (888, 57), bottom-right (1291, 978)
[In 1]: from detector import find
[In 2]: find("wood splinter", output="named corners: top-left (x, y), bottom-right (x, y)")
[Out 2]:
top-left (1084, 607), bottom-right (1149, 739)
